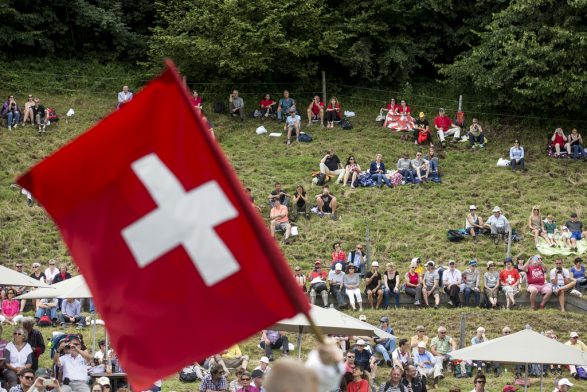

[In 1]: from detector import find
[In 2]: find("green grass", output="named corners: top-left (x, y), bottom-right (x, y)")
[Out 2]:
top-left (1, 89), bottom-right (587, 391)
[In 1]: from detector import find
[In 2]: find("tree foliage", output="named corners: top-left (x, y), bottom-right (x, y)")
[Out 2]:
top-left (440, 0), bottom-right (587, 111)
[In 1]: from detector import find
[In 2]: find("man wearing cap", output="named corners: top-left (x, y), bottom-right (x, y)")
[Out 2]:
top-left (484, 206), bottom-right (511, 244)
top-left (500, 258), bottom-right (520, 309)
top-left (253, 356), bottom-right (272, 375)
top-left (465, 205), bottom-right (485, 240)
top-left (308, 260), bottom-right (329, 307)
top-left (259, 330), bottom-right (289, 361)
top-left (365, 262), bottom-right (383, 309)
top-left (554, 378), bottom-right (574, 392)
top-left (550, 258), bottom-right (577, 312)
top-left (413, 112), bottom-right (432, 145)
top-left (423, 261), bottom-right (440, 308)
top-left (524, 255), bottom-right (552, 310)
top-left (96, 376), bottom-right (111, 389)
top-left (565, 213), bottom-right (586, 251)
top-left (328, 263), bottom-right (347, 309)
top-left (53, 336), bottom-right (92, 392)
top-left (269, 199), bottom-right (292, 245)
top-left (434, 108), bottom-right (461, 147)
top-left (374, 317), bottom-right (396, 367)
top-left (430, 326), bottom-right (456, 383)
top-left (461, 260), bottom-right (481, 307)
top-left (199, 364), bottom-right (228, 392)
top-left (284, 107), bottom-right (301, 145)
top-left (442, 260), bottom-right (462, 307)
top-left (413, 341), bottom-right (436, 382)
top-left (565, 332), bottom-right (587, 378)
top-left (352, 339), bottom-right (377, 374)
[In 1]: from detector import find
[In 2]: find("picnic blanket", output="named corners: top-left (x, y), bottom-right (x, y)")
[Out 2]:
top-left (385, 113), bottom-right (415, 131)
top-left (536, 237), bottom-right (587, 256)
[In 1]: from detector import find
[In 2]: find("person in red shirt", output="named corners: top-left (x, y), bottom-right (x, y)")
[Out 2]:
top-left (524, 255), bottom-right (552, 310)
top-left (398, 100), bottom-right (411, 115)
top-left (331, 242), bottom-right (346, 270)
top-left (433, 108), bottom-right (461, 147)
top-left (308, 260), bottom-right (329, 307)
top-left (346, 366), bottom-right (369, 392)
top-left (189, 90), bottom-right (202, 110)
top-left (550, 128), bottom-right (570, 156)
top-left (325, 97), bottom-right (341, 128)
top-left (259, 94), bottom-right (276, 118)
top-left (306, 95), bottom-right (324, 127)
top-left (499, 257), bottom-right (520, 309)
top-left (382, 98), bottom-right (400, 128)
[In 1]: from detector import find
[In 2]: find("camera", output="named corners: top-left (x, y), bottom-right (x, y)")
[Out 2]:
top-left (43, 379), bottom-right (54, 387)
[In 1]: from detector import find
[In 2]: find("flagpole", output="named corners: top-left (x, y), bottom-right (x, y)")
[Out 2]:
top-left (305, 313), bottom-right (325, 344)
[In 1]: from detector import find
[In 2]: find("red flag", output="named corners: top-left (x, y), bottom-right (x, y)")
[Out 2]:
top-left (17, 60), bottom-right (309, 389)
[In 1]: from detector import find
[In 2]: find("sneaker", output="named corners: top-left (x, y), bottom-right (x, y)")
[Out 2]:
top-left (287, 139), bottom-right (291, 145)
top-left (434, 305), bottom-right (439, 309)
top-left (8, 125), bottom-right (11, 131)
top-left (414, 300), bottom-right (421, 306)
top-left (571, 289), bottom-right (582, 297)
top-left (42, 125), bottom-right (46, 132)
top-left (448, 300), bottom-right (453, 306)
top-left (27, 198), bottom-right (33, 207)
top-left (331, 213), bottom-right (337, 221)
top-left (304, 214), bottom-right (310, 221)
top-left (13, 124), bottom-right (17, 129)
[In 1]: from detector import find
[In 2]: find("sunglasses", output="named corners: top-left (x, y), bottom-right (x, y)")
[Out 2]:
top-left (16, 265), bottom-right (23, 268)
top-left (439, 332), bottom-right (446, 334)
top-left (349, 158), bottom-right (355, 161)
top-left (49, 263), bottom-right (56, 265)
top-left (7, 292), bottom-right (15, 295)
top-left (504, 331), bottom-right (511, 334)
top-left (23, 376), bottom-right (34, 380)
top-left (14, 332), bottom-right (24, 336)
top-left (241, 377), bottom-right (251, 381)
top-left (347, 355), bottom-right (355, 358)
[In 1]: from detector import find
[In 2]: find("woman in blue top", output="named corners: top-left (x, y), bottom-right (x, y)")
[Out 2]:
top-left (509, 139), bottom-right (525, 172)
top-left (369, 154), bottom-right (391, 188)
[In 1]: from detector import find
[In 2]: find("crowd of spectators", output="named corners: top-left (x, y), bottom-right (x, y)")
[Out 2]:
top-left (2, 95), bottom-right (51, 133)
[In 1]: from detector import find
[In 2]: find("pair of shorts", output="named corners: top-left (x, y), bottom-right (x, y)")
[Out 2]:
top-left (571, 231), bottom-right (583, 240)
top-left (276, 222), bottom-right (290, 231)
top-left (527, 283), bottom-right (552, 295)
top-left (423, 286), bottom-right (439, 296)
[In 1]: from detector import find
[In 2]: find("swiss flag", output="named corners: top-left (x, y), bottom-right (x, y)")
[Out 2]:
top-left (17, 60), bottom-right (309, 389)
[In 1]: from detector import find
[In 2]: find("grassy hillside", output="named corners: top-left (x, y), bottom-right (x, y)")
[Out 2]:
top-left (1, 89), bottom-right (586, 391)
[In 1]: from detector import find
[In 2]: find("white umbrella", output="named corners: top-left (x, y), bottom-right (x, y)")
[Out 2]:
top-left (0, 265), bottom-right (51, 287)
top-left (16, 275), bottom-right (91, 299)
top-left (451, 329), bottom-right (587, 391)
top-left (269, 305), bottom-right (395, 358)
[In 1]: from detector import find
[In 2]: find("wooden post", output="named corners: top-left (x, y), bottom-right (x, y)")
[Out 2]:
top-left (459, 313), bottom-right (466, 349)
top-left (365, 227), bottom-right (371, 266)
top-left (458, 94), bottom-right (463, 112)
top-left (507, 228), bottom-right (513, 258)
top-left (322, 71), bottom-right (327, 105)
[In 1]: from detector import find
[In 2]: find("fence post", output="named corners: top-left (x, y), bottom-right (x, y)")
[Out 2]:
top-left (365, 227), bottom-right (371, 266)
top-left (507, 229), bottom-right (513, 258)
top-left (322, 71), bottom-right (327, 105)
top-left (458, 94), bottom-right (463, 112)
top-left (459, 313), bottom-right (466, 349)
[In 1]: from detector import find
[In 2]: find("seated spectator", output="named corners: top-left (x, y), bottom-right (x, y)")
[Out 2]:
top-left (44, 260), bottom-right (59, 285)
top-left (348, 244), bottom-right (367, 277)
top-left (484, 206), bottom-right (510, 244)
top-left (34, 298), bottom-right (58, 326)
top-left (236, 371), bottom-right (258, 392)
top-left (319, 149), bottom-right (345, 184)
top-left (551, 128), bottom-right (570, 157)
top-left (374, 317), bottom-right (395, 367)
top-left (229, 89), bottom-right (245, 121)
top-left (268, 182), bottom-right (290, 208)
top-left (325, 97), bottom-right (341, 128)
top-left (253, 356), bottom-right (272, 374)
top-left (60, 298), bottom-right (85, 329)
top-left (413, 342), bottom-right (435, 383)
top-left (22, 317), bottom-right (44, 372)
top-left (117, 85), bottom-right (133, 109)
top-left (483, 261), bottom-right (499, 309)
top-left (567, 128), bottom-right (584, 160)
top-left (413, 112), bottom-right (432, 146)
top-left (309, 260), bottom-right (329, 307)
top-left (229, 368), bottom-right (246, 392)
top-left (410, 326), bottom-right (429, 356)
top-left (500, 257), bottom-right (520, 309)
top-left (259, 94), bottom-right (276, 118)
top-left (315, 186), bottom-right (338, 220)
top-left (398, 99), bottom-right (411, 116)
top-left (293, 266), bottom-right (307, 292)
top-left (291, 185), bottom-right (310, 221)
top-left (199, 364), bottom-right (228, 392)
top-left (259, 330), bottom-right (289, 361)
top-left (3, 327), bottom-right (33, 388)
top-left (402, 364), bottom-right (426, 392)
top-left (343, 265), bottom-right (363, 311)
top-left (550, 258), bottom-right (577, 312)
top-left (209, 344), bottom-right (249, 373)
top-left (277, 90), bottom-right (296, 123)
top-left (544, 214), bottom-right (559, 246)
top-left (383, 262), bottom-right (400, 309)
top-left (422, 261), bottom-right (440, 309)
top-left (553, 378), bottom-right (574, 392)
top-left (306, 95), bottom-right (324, 127)
top-left (509, 139), bottom-right (526, 172)
top-left (382, 98), bottom-right (400, 128)
top-left (342, 156), bottom-right (361, 188)
top-left (251, 369), bottom-right (264, 391)
top-left (0, 289), bottom-right (23, 325)
top-left (570, 257), bottom-right (587, 290)
top-left (31, 98), bottom-right (48, 133)
top-left (380, 368), bottom-right (403, 392)
top-left (365, 262), bottom-right (383, 309)
top-left (442, 260), bottom-right (462, 307)
top-left (347, 366), bottom-right (369, 391)
top-left (566, 213), bottom-right (586, 251)
top-left (561, 225), bottom-right (573, 248)
top-left (433, 108), bottom-right (461, 147)
top-left (329, 263), bottom-right (347, 309)
top-left (369, 154), bottom-right (391, 188)
top-left (524, 255), bottom-right (552, 310)
top-left (465, 205), bottom-right (485, 240)
top-left (528, 206), bottom-right (554, 246)
top-left (284, 108), bottom-right (301, 145)
top-left (396, 153), bottom-right (416, 184)
top-left (352, 340), bottom-right (377, 374)
top-left (392, 338), bottom-right (411, 372)
top-left (565, 332), bottom-right (587, 378)
top-left (411, 151), bottom-right (429, 182)
top-left (269, 199), bottom-right (292, 244)
top-left (190, 90), bottom-right (202, 110)
top-left (331, 242), bottom-right (346, 270)
top-left (461, 260), bottom-right (481, 307)
top-left (404, 261), bottom-right (422, 306)
top-left (52, 264), bottom-right (71, 285)
top-left (430, 326), bottom-right (456, 385)
top-left (10, 368), bottom-right (36, 392)
top-left (1, 95), bottom-right (20, 131)
top-left (424, 147), bottom-right (439, 178)
top-left (468, 118), bottom-right (485, 149)
top-left (22, 95), bottom-right (35, 125)
top-left (343, 352), bottom-right (356, 373)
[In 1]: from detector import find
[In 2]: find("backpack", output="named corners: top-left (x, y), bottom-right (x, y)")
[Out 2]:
top-left (38, 315), bottom-right (51, 327)
top-left (214, 102), bottom-right (225, 113)
top-left (453, 360), bottom-right (472, 378)
top-left (447, 229), bottom-right (465, 242)
top-left (47, 108), bottom-right (59, 122)
top-left (179, 365), bottom-right (202, 382)
top-left (298, 132), bottom-right (313, 142)
top-left (340, 117), bottom-right (353, 130)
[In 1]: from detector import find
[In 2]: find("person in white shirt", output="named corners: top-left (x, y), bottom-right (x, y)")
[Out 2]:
top-left (117, 85), bottom-right (133, 109)
top-left (44, 260), bottom-right (59, 285)
top-left (550, 259), bottom-right (577, 312)
top-left (284, 108), bottom-right (301, 145)
top-left (442, 260), bottom-right (462, 307)
top-left (484, 206), bottom-right (511, 244)
top-left (53, 337), bottom-right (92, 392)
top-left (391, 339), bottom-right (412, 372)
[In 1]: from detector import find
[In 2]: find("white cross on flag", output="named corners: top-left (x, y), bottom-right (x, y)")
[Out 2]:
top-left (17, 60), bottom-right (309, 390)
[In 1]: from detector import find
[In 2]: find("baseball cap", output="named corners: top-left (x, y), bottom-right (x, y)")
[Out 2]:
top-left (410, 261), bottom-right (418, 268)
top-left (468, 260), bottom-right (478, 266)
top-left (469, 205), bottom-right (477, 210)
top-left (505, 257), bottom-right (513, 263)
top-left (571, 213), bottom-right (578, 218)
top-left (356, 339), bottom-right (367, 346)
top-left (314, 260), bottom-right (322, 265)
top-left (260, 356), bottom-right (270, 364)
top-left (487, 261), bottom-right (495, 268)
top-left (493, 206), bottom-right (501, 213)
top-left (419, 112), bottom-right (425, 118)
top-left (372, 261), bottom-right (379, 267)
top-left (411, 257), bottom-right (420, 264)
top-left (559, 378), bottom-right (574, 387)
top-left (570, 332), bottom-right (579, 338)
top-left (427, 260), bottom-right (435, 267)
top-left (35, 368), bottom-right (51, 378)
top-left (335, 263), bottom-right (343, 271)
top-left (288, 107), bottom-right (296, 113)
top-left (379, 316), bottom-right (389, 323)
top-left (448, 260), bottom-right (455, 265)
top-left (358, 315), bottom-right (367, 321)
top-left (97, 376), bottom-right (111, 386)
top-left (503, 385), bottom-right (518, 392)
top-left (417, 342), bottom-right (427, 349)
top-left (252, 369), bottom-right (264, 379)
